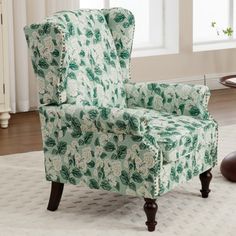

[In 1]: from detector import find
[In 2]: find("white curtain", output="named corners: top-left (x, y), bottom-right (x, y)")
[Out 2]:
top-left (7, 0), bottom-right (81, 113)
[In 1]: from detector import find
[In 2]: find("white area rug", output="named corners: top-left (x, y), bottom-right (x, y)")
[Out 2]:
top-left (0, 125), bottom-right (236, 236)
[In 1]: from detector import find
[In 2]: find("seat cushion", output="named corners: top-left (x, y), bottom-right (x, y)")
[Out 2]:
top-left (140, 109), bottom-right (217, 163)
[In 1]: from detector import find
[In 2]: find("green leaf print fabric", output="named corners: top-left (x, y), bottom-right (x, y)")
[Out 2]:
top-left (45, 104), bottom-right (149, 136)
top-left (102, 8), bottom-right (135, 83)
top-left (126, 82), bottom-right (211, 119)
top-left (25, 8), bottom-right (218, 199)
top-left (24, 9), bottom-right (133, 107)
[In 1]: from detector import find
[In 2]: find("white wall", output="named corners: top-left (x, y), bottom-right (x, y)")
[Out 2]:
top-left (131, 0), bottom-right (236, 82)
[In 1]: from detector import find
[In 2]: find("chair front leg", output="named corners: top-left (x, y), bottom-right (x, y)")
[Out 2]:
top-left (144, 198), bottom-right (158, 232)
top-left (199, 168), bottom-right (212, 198)
top-left (47, 182), bottom-right (64, 211)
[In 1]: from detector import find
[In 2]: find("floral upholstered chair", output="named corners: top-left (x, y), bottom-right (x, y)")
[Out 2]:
top-left (24, 8), bottom-right (218, 231)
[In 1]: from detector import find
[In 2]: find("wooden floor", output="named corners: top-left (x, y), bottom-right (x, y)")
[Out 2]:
top-left (1, 88), bottom-right (236, 156)
top-left (0, 111), bottom-right (42, 155)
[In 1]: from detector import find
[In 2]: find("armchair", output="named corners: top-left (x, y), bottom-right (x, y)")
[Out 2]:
top-left (25, 8), bottom-right (218, 231)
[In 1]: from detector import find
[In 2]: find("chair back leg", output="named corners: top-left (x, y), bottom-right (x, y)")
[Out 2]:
top-left (47, 182), bottom-right (64, 211)
top-left (199, 169), bottom-right (212, 198)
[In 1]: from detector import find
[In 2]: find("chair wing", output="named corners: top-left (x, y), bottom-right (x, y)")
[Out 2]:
top-left (102, 8), bottom-right (135, 83)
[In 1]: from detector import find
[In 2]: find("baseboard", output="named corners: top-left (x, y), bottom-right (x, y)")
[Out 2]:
top-left (158, 75), bottom-right (204, 86)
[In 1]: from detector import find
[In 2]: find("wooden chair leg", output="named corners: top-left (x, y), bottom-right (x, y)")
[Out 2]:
top-left (47, 182), bottom-right (64, 211)
top-left (144, 198), bottom-right (158, 232)
top-left (199, 168), bottom-right (212, 198)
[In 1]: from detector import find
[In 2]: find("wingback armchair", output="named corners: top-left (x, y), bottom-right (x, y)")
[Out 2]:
top-left (25, 8), bottom-right (218, 231)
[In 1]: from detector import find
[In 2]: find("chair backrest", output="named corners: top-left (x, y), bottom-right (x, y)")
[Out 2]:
top-left (24, 8), bottom-right (135, 107)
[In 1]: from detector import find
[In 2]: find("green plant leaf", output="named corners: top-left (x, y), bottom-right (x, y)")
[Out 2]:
top-left (115, 182), bottom-right (120, 191)
top-left (85, 29), bottom-right (93, 38)
top-left (100, 152), bottom-right (107, 159)
top-left (97, 15), bottom-right (105, 23)
top-left (58, 141), bottom-right (67, 155)
top-left (72, 168), bottom-right (82, 178)
top-left (131, 172), bottom-right (143, 183)
top-left (86, 68), bottom-right (95, 81)
top-left (37, 69), bottom-right (45, 78)
top-left (100, 108), bottom-right (110, 120)
top-left (119, 60), bottom-right (126, 68)
top-left (38, 59), bottom-right (49, 69)
top-left (129, 116), bottom-right (139, 131)
top-left (45, 137), bottom-right (56, 147)
top-left (83, 132), bottom-right (93, 145)
top-left (69, 177), bottom-right (76, 185)
top-left (68, 23), bottom-right (75, 36)
top-left (89, 179), bottom-right (99, 189)
top-left (104, 142), bottom-right (116, 152)
top-left (84, 169), bottom-right (92, 176)
top-left (95, 138), bottom-right (100, 146)
top-left (223, 27), bottom-right (233, 36)
top-left (145, 175), bottom-right (154, 183)
top-left (65, 113), bottom-right (72, 122)
top-left (71, 117), bottom-right (81, 129)
top-left (94, 66), bottom-right (103, 75)
top-left (129, 182), bottom-right (136, 191)
top-left (52, 49), bottom-right (60, 57)
top-left (120, 170), bottom-right (129, 185)
top-left (115, 120), bottom-right (127, 130)
top-left (211, 21), bottom-right (216, 28)
top-left (88, 109), bottom-right (98, 120)
top-left (69, 61), bottom-right (79, 70)
top-left (131, 136), bottom-right (143, 142)
top-left (189, 106), bottom-right (200, 116)
top-left (100, 180), bottom-right (112, 191)
top-left (87, 160), bottom-right (95, 168)
top-left (60, 165), bottom-right (69, 180)
top-left (98, 167), bottom-right (105, 179)
top-left (79, 50), bottom-right (85, 57)
top-left (123, 112), bottom-right (130, 121)
top-left (114, 13), bottom-right (125, 23)
top-left (120, 50), bottom-right (130, 59)
top-left (94, 29), bottom-right (101, 43)
top-left (104, 52), bottom-right (111, 64)
top-left (43, 23), bottom-right (51, 34)
top-left (117, 145), bottom-right (127, 159)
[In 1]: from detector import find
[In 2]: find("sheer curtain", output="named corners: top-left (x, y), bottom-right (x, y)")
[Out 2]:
top-left (7, 0), bottom-right (80, 113)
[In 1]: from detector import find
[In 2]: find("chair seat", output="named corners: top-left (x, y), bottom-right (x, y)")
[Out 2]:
top-left (135, 108), bottom-right (216, 164)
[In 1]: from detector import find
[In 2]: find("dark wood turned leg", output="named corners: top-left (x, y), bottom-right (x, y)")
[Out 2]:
top-left (47, 182), bottom-right (64, 211)
top-left (144, 198), bottom-right (158, 232)
top-left (199, 169), bottom-right (212, 198)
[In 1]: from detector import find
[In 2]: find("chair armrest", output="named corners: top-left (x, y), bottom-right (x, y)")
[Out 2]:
top-left (126, 82), bottom-right (211, 119)
top-left (40, 104), bottom-right (149, 136)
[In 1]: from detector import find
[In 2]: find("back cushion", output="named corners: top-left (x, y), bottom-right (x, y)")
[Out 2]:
top-left (25, 9), bottom-right (127, 108)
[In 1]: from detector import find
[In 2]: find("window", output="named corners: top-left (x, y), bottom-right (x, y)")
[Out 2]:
top-left (0, 2), bottom-right (4, 104)
top-left (193, 0), bottom-right (236, 51)
top-left (80, 0), bottom-right (104, 9)
top-left (80, 0), bottom-right (179, 57)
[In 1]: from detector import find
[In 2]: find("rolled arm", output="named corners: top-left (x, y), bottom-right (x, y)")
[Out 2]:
top-left (126, 82), bottom-right (211, 119)
top-left (40, 104), bottom-right (150, 136)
